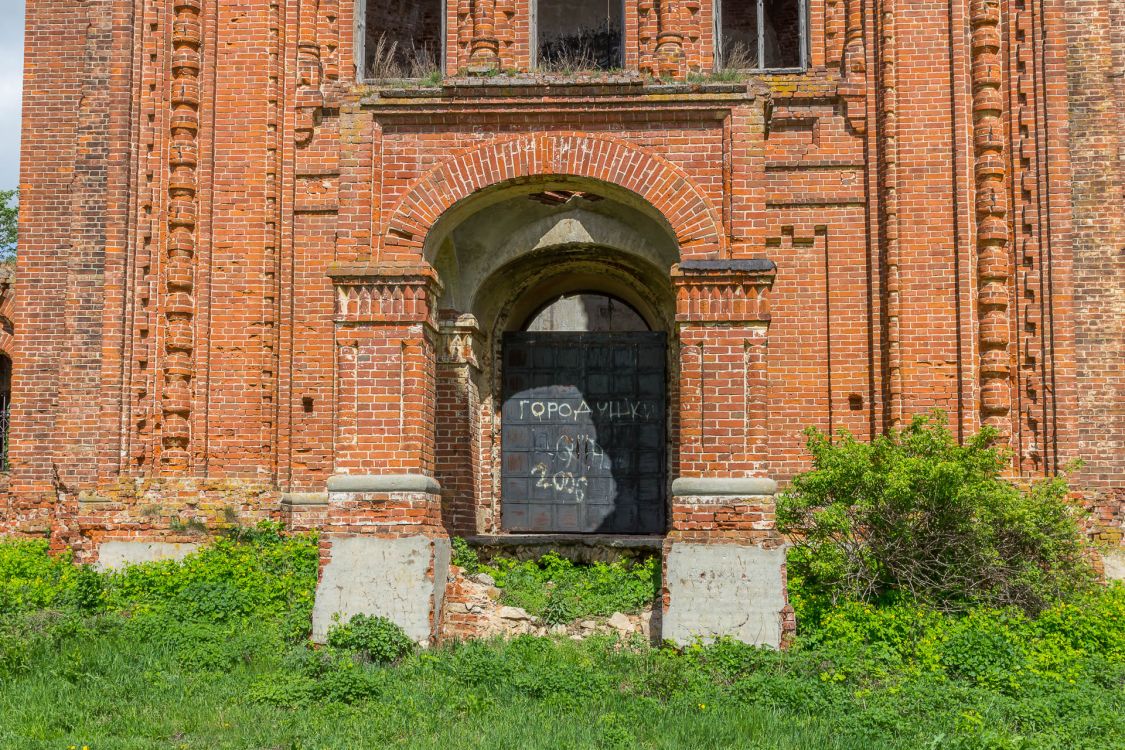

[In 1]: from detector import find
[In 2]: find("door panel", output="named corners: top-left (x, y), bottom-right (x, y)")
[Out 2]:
top-left (501, 332), bottom-right (667, 534)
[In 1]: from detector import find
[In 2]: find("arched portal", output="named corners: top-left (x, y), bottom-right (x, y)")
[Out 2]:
top-left (426, 179), bottom-right (679, 536)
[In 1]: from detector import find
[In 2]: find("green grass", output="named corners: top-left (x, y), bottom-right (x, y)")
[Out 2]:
top-left (0, 531), bottom-right (1122, 749)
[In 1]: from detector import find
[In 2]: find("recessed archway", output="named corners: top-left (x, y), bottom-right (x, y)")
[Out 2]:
top-left (426, 176), bottom-right (682, 537)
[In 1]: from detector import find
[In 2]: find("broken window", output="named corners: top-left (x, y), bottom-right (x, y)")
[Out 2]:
top-left (537, 0), bottom-right (624, 71)
top-left (719, 0), bottom-right (806, 70)
top-left (364, 0), bottom-right (443, 79)
top-left (0, 353), bottom-right (10, 471)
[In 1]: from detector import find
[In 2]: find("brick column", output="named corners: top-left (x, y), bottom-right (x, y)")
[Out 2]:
top-left (663, 260), bottom-right (793, 647)
top-left (312, 263), bottom-right (450, 645)
top-left (435, 313), bottom-right (485, 537)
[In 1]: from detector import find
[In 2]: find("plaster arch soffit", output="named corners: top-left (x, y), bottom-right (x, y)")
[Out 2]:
top-left (383, 133), bottom-right (728, 259)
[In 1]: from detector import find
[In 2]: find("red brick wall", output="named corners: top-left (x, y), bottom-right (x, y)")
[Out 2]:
top-left (1065, 0), bottom-right (1124, 492)
top-left (5, 0), bottom-right (1115, 546)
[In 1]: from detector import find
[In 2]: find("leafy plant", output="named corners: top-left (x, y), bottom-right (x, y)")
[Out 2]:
top-left (0, 531), bottom-right (1122, 748)
top-left (0, 538), bottom-right (76, 614)
top-left (479, 552), bottom-right (660, 621)
top-left (326, 613), bottom-right (416, 665)
top-left (778, 412), bottom-right (1096, 615)
top-left (0, 189), bottom-right (16, 263)
top-left (450, 536), bottom-right (480, 574)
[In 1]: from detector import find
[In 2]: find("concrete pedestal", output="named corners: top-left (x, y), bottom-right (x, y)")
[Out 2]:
top-left (662, 541), bottom-right (787, 646)
top-left (662, 477), bottom-right (790, 647)
top-left (311, 474), bottom-right (450, 645)
top-left (311, 534), bottom-right (451, 644)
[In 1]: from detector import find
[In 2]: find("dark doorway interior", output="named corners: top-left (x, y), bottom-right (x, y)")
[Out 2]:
top-left (500, 294), bottom-right (666, 534)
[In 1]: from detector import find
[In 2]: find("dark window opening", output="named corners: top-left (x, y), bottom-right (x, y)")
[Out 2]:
top-left (0, 354), bottom-right (10, 471)
top-left (720, 0), bottom-right (806, 70)
top-left (364, 0), bottom-right (443, 79)
top-left (537, 0), bottom-right (624, 71)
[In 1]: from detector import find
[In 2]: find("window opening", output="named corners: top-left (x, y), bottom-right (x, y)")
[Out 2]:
top-left (719, 0), bottom-right (806, 71)
top-left (524, 293), bottom-right (650, 332)
top-left (363, 0), bottom-right (443, 79)
top-left (0, 354), bottom-right (10, 472)
top-left (537, 0), bottom-right (624, 71)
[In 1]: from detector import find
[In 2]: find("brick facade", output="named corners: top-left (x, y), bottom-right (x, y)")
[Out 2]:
top-left (4, 0), bottom-right (1122, 640)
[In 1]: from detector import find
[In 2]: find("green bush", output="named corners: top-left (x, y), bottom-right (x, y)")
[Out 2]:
top-left (778, 412), bottom-right (1096, 616)
top-left (102, 525), bottom-right (319, 637)
top-left (478, 551), bottom-right (660, 622)
top-left (0, 539), bottom-right (79, 615)
top-left (0, 527), bottom-right (1122, 747)
top-left (249, 644), bottom-right (386, 706)
top-left (791, 583), bottom-right (1125, 693)
top-left (327, 613), bottom-right (416, 665)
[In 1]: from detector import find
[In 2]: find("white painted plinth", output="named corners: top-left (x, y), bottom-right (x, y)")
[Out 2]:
top-left (311, 534), bottom-right (451, 645)
top-left (662, 542), bottom-right (788, 647)
top-left (96, 541), bottom-right (200, 571)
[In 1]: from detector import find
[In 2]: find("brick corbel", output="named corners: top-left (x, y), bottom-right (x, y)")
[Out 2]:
top-left (327, 262), bottom-right (443, 328)
top-left (671, 259), bottom-right (776, 324)
top-left (437, 313), bottom-right (485, 370)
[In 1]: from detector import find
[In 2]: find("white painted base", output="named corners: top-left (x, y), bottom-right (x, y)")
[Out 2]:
top-left (1103, 550), bottom-right (1125, 582)
top-left (311, 534), bottom-right (451, 645)
top-left (95, 541), bottom-right (200, 571)
top-left (662, 542), bottom-right (788, 647)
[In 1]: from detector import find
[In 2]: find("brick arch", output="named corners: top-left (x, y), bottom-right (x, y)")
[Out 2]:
top-left (0, 277), bottom-right (14, 361)
top-left (383, 133), bottom-right (728, 259)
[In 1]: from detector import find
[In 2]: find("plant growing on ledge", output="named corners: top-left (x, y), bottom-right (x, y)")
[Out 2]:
top-left (0, 189), bottom-right (16, 264)
top-left (778, 412), bottom-right (1096, 619)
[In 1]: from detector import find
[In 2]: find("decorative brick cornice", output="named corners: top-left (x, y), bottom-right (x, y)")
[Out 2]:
top-left (671, 260), bottom-right (776, 323)
top-left (328, 263), bottom-right (442, 326)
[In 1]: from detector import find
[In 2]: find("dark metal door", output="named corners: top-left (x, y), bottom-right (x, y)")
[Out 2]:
top-left (501, 332), bottom-right (667, 534)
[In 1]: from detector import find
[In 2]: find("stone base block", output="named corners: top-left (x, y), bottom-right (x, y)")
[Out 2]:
top-left (662, 541), bottom-right (788, 647)
top-left (95, 541), bottom-right (200, 570)
top-left (1103, 550), bottom-right (1125, 581)
top-left (311, 534), bottom-right (451, 645)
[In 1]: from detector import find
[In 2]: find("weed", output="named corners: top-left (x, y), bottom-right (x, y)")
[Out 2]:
top-left (327, 613), bottom-right (415, 665)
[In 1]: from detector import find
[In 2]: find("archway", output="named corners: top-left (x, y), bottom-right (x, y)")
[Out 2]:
top-left (426, 179), bottom-right (680, 536)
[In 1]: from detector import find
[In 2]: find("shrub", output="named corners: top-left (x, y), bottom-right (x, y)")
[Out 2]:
top-left (102, 525), bottom-right (319, 630)
top-left (480, 552), bottom-right (660, 621)
top-left (0, 539), bottom-right (76, 614)
top-left (778, 412), bottom-right (1096, 616)
top-left (326, 613), bottom-right (416, 665)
